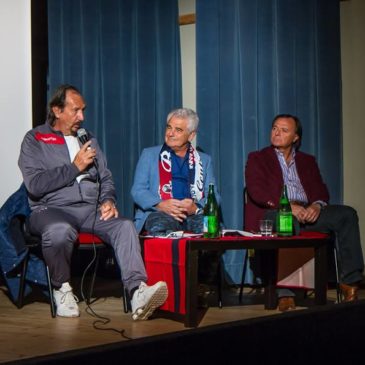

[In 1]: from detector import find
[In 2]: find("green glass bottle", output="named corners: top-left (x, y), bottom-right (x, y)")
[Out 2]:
top-left (203, 183), bottom-right (219, 238)
top-left (277, 185), bottom-right (293, 236)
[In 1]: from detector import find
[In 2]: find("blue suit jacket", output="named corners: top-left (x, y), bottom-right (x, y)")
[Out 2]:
top-left (131, 145), bottom-right (220, 233)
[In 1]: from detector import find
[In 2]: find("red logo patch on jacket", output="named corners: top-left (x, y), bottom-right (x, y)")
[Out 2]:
top-left (35, 132), bottom-right (65, 144)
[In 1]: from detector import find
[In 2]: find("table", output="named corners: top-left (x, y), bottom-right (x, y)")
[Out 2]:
top-left (142, 231), bottom-right (330, 328)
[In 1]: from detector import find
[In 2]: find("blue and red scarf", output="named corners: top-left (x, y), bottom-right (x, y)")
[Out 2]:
top-left (158, 143), bottom-right (204, 202)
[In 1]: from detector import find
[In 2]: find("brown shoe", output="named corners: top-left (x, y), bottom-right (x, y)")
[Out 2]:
top-left (278, 296), bottom-right (296, 312)
top-left (340, 283), bottom-right (359, 302)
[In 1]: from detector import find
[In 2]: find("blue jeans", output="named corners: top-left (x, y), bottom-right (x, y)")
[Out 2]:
top-left (144, 211), bottom-right (203, 235)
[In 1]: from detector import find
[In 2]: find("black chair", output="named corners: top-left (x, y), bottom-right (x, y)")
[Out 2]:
top-left (0, 185), bottom-right (52, 314)
top-left (76, 233), bottom-right (129, 312)
top-left (238, 188), bottom-right (261, 302)
top-left (330, 235), bottom-right (342, 303)
top-left (12, 214), bottom-right (56, 317)
top-left (15, 223), bottom-right (130, 316)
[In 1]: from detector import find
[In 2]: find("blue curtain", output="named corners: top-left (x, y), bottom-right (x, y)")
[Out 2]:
top-left (196, 0), bottom-right (342, 283)
top-left (47, 0), bottom-right (182, 218)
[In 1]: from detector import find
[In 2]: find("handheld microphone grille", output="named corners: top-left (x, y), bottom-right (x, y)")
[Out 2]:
top-left (77, 128), bottom-right (99, 170)
top-left (77, 128), bottom-right (89, 145)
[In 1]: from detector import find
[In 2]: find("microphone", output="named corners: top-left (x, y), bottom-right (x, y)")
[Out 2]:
top-left (77, 128), bottom-right (89, 145)
top-left (77, 128), bottom-right (99, 170)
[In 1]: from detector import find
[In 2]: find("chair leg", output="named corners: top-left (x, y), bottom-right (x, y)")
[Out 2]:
top-left (46, 265), bottom-right (56, 317)
top-left (17, 253), bottom-right (29, 309)
top-left (239, 250), bottom-right (249, 303)
top-left (333, 246), bottom-right (342, 303)
top-left (86, 249), bottom-right (101, 305)
top-left (81, 244), bottom-right (129, 312)
top-left (122, 286), bottom-right (129, 313)
top-left (217, 258), bottom-right (223, 308)
top-left (17, 253), bottom-right (56, 318)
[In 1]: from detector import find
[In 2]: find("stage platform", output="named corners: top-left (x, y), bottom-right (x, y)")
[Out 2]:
top-left (1, 276), bottom-right (365, 364)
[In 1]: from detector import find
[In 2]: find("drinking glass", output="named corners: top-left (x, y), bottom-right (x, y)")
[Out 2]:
top-left (259, 219), bottom-right (273, 236)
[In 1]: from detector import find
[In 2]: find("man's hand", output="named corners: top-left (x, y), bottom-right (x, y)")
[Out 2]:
top-left (179, 198), bottom-right (197, 216)
top-left (99, 200), bottom-right (119, 221)
top-left (303, 203), bottom-right (321, 223)
top-left (73, 141), bottom-right (96, 171)
top-left (291, 202), bottom-right (321, 224)
top-left (290, 203), bottom-right (307, 224)
top-left (156, 199), bottom-right (196, 222)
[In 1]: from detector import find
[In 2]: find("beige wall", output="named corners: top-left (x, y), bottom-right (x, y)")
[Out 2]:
top-left (0, 1), bottom-right (32, 206)
top-left (178, 0), bottom-right (196, 111)
top-left (341, 0), bottom-right (365, 256)
top-left (179, 0), bottom-right (196, 147)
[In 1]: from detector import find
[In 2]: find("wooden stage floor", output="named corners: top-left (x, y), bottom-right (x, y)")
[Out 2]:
top-left (0, 277), bottom-right (357, 364)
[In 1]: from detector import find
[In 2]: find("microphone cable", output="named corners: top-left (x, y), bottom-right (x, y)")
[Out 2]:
top-left (78, 153), bottom-right (132, 340)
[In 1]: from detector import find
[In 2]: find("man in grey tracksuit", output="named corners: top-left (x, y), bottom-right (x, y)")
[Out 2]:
top-left (18, 84), bottom-right (167, 319)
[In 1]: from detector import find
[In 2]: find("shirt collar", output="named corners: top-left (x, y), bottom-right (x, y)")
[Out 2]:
top-left (165, 142), bottom-right (190, 160)
top-left (274, 147), bottom-right (296, 166)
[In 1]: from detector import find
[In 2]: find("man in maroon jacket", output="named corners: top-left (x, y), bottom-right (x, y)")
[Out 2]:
top-left (245, 114), bottom-right (364, 311)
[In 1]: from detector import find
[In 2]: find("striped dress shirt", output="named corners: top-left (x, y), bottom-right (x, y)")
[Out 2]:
top-left (275, 148), bottom-right (308, 204)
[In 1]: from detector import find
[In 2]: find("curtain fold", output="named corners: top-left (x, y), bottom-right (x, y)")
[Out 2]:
top-left (196, 0), bottom-right (342, 283)
top-left (48, 0), bottom-right (182, 218)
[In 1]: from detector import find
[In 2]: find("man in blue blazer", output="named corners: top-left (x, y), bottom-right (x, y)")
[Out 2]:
top-left (131, 108), bottom-right (220, 235)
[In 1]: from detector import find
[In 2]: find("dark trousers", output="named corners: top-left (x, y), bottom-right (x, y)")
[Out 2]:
top-left (266, 204), bottom-right (364, 288)
top-left (301, 204), bottom-right (364, 284)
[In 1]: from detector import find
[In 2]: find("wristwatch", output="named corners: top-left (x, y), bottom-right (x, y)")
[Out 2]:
top-left (195, 207), bottom-right (203, 215)
top-left (314, 200), bottom-right (327, 209)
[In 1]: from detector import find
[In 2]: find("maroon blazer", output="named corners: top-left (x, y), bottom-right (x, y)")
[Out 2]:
top-left (244, 146), bottom-right (329, 232)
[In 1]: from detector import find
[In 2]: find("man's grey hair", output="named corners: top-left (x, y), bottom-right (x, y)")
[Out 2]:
top-left (166, 108), bottom-right (199, 133)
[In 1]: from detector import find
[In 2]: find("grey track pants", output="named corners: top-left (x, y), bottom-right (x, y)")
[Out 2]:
top-left (29, 204), bottom-right (147, 293)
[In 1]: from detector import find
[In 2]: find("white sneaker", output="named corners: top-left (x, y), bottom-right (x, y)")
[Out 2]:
top-left (53, 282), bottom-right (80, 317)
top-left (131, 281), bottom-right (168, 321)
